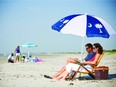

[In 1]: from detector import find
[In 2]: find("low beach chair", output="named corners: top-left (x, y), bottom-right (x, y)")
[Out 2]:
top-left (71, 51), bottom-right (105, 80)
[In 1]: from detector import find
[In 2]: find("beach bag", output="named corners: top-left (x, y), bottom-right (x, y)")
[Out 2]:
top-left (94, 66), bottom-right (109, 80)
top-left (33, 58), bottom-right (42, 62)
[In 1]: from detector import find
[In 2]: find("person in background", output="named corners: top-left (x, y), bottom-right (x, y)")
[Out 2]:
top-left (22, 56), bottom-right (25, 63)
top-left (14, 46), bottom-right (20, 62)
top-left (8, 53), bottom-right (14, 63)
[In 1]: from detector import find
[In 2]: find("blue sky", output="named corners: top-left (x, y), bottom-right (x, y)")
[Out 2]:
top-left (0, 0), bottom-right (116, 54)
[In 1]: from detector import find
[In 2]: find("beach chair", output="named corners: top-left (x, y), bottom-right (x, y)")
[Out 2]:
top-left (71, 51), bottom-right (105, 80)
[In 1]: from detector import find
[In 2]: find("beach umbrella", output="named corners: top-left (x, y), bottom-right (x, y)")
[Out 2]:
top-left (21, 42), bottom-right (37, 57)
top-left (51, 14), bottom-right (116, 60)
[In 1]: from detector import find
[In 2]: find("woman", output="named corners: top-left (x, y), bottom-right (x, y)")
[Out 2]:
top-left (53, 43), bottom-right (103, 80)
top-left (15, 46), bottom-right (20, 62)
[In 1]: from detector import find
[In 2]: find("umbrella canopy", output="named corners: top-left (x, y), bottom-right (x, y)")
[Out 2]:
top-left (21, 42), bottom-right (37, 48)
top-left (21, 42), bottom-right (37, 57)
top-left (52, 14), bottom-right (116, 38)
top-left (51, 14), bottom-right (116, 61)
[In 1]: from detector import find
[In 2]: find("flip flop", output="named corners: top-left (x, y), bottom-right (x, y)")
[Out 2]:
top-left (44, 75), bottom-right (52, 79)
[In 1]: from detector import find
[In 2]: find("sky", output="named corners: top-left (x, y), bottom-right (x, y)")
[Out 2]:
top-left (0, 0), bottom-right (116, 54)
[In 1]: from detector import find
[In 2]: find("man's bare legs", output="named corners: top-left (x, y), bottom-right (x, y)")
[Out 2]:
top-left (52, 58), bottom-right (78, 79)
top-left (52, 66), bottom-right (66, 79)
top-left (53, 70), bottom-right (69, 80)
top-left (61, 71), bottom-right (69, 80)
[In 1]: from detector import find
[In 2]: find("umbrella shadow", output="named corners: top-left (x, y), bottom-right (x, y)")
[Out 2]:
top-left (74, 76), bottom-right (93, 80)
top-left (108, 74), bottom-right (116, 79)
top-left (74, 74), bottom-right (116, 80)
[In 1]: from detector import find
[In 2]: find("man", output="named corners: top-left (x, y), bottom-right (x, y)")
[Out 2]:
top-left (44, 43), bottom-right (95, 79)
top-left (8, 53), bottom-right (14, 63)
top-left (67, 43), bottom-right (95, 64)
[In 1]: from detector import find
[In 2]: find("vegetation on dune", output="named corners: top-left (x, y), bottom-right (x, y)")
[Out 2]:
top-left (105, 49), bottom-right (116, 55)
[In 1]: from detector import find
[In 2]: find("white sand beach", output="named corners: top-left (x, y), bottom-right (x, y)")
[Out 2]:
top-left (0, 52), bottom-right (116, 87)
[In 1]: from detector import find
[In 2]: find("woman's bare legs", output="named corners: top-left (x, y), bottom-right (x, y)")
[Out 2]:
top-left (15, 55), bottom-right (19, 62)
top-left (52, 58), bottom-right (78, 79)
top-left (54, 70), bottom-right (69, 80)
top-left (61, 71), bottom-right (69, 80)
top-left (54, 71), bottom-right (66, 80)
top-left (52, 66), bottom-right (66, 79)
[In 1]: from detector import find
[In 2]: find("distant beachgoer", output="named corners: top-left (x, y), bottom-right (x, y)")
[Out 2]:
top-left (19, 55), bottom-right (23, 61)
top-left (25, 55), bottom-right (32, 62)
top-left (22, 56), bottom-right (25, 62)
top-left (8, 53), bottom-right (14, 63)
top-left (15, 46), bottom-right (20, 62)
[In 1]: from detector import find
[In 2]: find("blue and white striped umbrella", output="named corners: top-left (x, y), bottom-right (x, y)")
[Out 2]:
top-left (52, 14), bottom-right (116, 38)
top-left (51, 14), bottom-right (116, 60)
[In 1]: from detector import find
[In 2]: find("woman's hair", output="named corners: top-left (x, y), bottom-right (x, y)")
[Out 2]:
top-left (16, 46), bottom-right (20, 49)
top-left (93, 43), bottom-right (103, 54)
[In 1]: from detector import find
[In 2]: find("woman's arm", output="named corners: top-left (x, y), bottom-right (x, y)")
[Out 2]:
top-left (81, 54), bottom-right (101, 65)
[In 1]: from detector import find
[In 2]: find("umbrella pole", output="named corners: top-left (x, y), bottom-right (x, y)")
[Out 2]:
top-left (28, 51), bottom-right (30, 57)
top-left (80, 36), bottom-right (85, 62)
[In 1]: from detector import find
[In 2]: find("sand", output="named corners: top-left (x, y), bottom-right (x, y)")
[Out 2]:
top-left (0, 52), bottom-right (116, 87)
